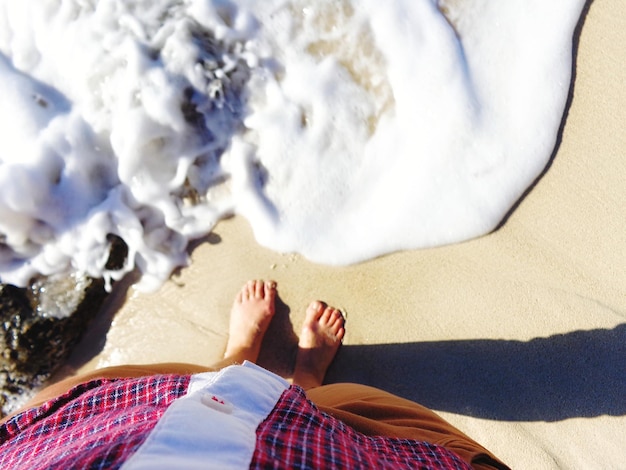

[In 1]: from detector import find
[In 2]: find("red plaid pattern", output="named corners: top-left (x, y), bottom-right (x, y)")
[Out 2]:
top-left (251, 386), bottom-right (472, 469)
top-left (0, 374), bottom-right (189, 470)
top-left (1, 375), bottom-right (472, 469)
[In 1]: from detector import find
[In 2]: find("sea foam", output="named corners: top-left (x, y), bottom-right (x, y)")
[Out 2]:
top-left (0, 0), bottom-right (586, 290)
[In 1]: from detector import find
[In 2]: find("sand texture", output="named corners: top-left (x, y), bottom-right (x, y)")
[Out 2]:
top-left (60, 1), bottom-right (625, 468)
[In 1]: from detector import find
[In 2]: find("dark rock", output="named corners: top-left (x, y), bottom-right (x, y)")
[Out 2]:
top-left (0, 274), bottom-right (107, 417)
top-left (0, 235), bottom-right (128, 418)
top-left (105, 233), bottom-right (128, 271)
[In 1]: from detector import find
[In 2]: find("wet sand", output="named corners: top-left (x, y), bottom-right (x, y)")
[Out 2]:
top-left (61, 1), bottom-right (626, 467)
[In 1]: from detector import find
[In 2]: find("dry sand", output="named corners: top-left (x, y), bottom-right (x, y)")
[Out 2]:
top-left (60, 1), bottom-right (625, 468)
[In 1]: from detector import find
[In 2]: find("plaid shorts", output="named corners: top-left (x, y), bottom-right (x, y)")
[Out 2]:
top-left (1, 373), bottom-right (470, 469)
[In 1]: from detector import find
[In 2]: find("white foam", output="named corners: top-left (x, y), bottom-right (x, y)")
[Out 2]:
top-left (0, 0), bottom-right (586, 289)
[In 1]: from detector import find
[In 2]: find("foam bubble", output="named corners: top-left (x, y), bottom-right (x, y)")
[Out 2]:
top-left (235, 0), bottom-right (586, 263)
top-left (0, 0), bottom-right (586, 289)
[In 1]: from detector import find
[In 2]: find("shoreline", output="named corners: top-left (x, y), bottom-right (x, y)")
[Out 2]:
top-left (58, 1), bottom-right (626, 468)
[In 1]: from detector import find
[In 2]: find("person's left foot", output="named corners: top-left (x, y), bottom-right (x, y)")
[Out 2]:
top-left (224, 280), bottom-right (277, 363)
top-left (292, 301), bottom-right (345, 389)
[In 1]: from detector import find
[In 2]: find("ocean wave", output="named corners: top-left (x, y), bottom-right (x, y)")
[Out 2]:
top-left (0, 0), bottom-right (586, 290)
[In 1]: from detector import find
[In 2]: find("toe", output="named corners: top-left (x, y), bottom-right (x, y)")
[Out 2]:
top-left (330, 312), bottom-right (343, 329)
top-left (320, 307), bottom-right (334, 324)
top-left (335, 309), bottom-right (345, 323)
top-left (264, 280), bottom-right (277, 299)
top-left (252, 280), bottom-right (263, 298)
top-left (307, 301), bottom-right (324, 320)
top-left (243, 281), bottom-right (255, 300)
top-left (336, 326), bottom-right (345, 342)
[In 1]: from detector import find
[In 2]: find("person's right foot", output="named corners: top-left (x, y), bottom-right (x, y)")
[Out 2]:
top-left (292, 301), bottom-right (345, 389)
top-left (224, 280), bottom-right (276, 364)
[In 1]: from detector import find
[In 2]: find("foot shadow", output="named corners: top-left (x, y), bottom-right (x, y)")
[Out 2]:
top-left (257, 294), bottom-right (299, 379)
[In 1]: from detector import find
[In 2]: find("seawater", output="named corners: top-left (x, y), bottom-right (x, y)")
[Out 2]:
top-left (0, 0), bottom-right (586, 290)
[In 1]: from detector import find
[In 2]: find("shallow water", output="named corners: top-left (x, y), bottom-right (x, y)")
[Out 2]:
top-left (0, 0), bottom-right (586, 290)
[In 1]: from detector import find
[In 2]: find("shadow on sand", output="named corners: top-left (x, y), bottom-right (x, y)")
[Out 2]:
top-left (325, 323), bottom-right (626, 422)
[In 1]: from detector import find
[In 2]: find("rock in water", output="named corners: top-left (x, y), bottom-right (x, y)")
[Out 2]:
top-left (0, 235), bottom-right (127, 417)
top-left (0, 275), bottom-right (107, 417)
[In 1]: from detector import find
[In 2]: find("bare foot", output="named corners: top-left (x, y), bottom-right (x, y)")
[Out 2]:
top-left (292, 301), bottom-right (345, 389)
top-left (224, 280), bottom-right (277, 364)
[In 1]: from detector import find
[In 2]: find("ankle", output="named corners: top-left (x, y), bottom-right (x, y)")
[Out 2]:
top-left (224, 345), bottom-right (260, 363)
top-left (292, 371), bottom-right (322, 390)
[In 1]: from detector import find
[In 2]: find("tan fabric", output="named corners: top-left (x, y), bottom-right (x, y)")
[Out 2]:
top-left (307, 383), bottom-right (510, 470)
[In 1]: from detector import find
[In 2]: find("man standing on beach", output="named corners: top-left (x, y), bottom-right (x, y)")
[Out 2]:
top-left (0, 280), bottom-right (509, 469)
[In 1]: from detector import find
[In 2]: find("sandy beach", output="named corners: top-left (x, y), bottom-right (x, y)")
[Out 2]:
top-left (59, 1), bottom-right (625, 468)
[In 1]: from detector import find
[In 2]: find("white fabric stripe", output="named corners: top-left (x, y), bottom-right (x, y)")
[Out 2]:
top-left (121, 362), bottom-right (289, 470)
